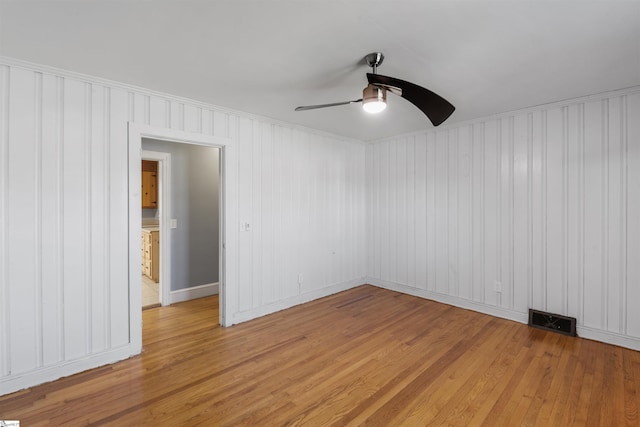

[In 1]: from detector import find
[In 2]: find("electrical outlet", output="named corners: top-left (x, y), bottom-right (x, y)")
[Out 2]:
top-left (494, 281), bottom-right (502, 293)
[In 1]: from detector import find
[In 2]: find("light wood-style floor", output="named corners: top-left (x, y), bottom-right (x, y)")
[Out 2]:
top-left (141, 274), bottom-right (160, 309)
top-left (2, 285), bottom-right (640, 426)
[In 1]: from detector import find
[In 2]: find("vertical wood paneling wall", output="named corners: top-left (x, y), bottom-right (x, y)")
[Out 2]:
top-left (0, 58), bottom-right (366, 394)
top-left (366, 87), bottom-right (640, 350)
top-left (233, 118), bottom-right (366, 322)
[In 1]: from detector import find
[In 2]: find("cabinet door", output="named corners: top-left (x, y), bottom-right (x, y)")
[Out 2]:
top-left (141, 234), bottom-right (146, 267)
top-left (141, 160), bottom-right (158, 208)
top-left (150, 231), bottom-right (160, 282)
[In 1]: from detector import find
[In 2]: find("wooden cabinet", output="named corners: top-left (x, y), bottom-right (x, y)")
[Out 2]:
top-left (142, 160), bottom-right (158, 208)
top-left (141, 229), bottom-right (159, 282)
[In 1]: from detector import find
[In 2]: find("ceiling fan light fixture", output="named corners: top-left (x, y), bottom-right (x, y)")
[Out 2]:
top-left (362, 84), bottom-right (387, 114)
top-left (294, 51), bottom-right (455, 126)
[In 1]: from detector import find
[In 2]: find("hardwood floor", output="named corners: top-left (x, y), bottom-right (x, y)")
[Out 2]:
top-left (2, 285), bottom-right (640, 426)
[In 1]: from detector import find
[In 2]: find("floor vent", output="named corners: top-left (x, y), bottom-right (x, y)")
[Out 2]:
top-left (528, 309), bottom-right (577, 337)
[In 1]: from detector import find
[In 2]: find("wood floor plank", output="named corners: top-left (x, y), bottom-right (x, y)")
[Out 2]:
top-left (1, 285), bottom-right (640, 426)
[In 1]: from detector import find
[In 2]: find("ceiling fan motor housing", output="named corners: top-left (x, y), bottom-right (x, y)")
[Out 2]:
top-left (362, 84), bottom-right (387, 113)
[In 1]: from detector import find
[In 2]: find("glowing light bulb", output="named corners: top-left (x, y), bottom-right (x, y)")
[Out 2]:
top-left (362, 85), bottom-right (387, 114)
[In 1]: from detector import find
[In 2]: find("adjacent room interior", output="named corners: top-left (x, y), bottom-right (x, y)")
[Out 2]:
top-left (1, 0), bottom-right (639, 425)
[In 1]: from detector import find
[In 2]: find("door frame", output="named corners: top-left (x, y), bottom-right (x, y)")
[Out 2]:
top-left (141, 150), bottom-right (171, 306)
top-left (128, 123), bottom-right (235, 354)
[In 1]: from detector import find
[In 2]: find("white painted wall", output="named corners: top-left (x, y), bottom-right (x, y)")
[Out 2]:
top-left (0, 57), bottom-right (366, 395)
top-left (232, 118), bottom-right (366, 323)
top-left (366, 87), bottom-right (640, 350)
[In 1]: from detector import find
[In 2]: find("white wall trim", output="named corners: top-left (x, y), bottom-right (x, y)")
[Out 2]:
top-left (169, 282), bottom-right (219, 304)
top-left (0, 344), bottom-right (136, 396)
top-left (231, 278), bottom-right (366, 325)
top-left (141, 150), bottom-right (172, 307)
top-left (577, 326), bottom-right (640, 352)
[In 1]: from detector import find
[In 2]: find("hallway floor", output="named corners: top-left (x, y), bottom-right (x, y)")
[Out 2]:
top-left (142, 274), bottom-right (159, 308)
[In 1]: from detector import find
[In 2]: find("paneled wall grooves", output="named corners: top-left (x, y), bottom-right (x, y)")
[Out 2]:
top-left (144, 95), bottom-right (150, 125)
top-left (178, 103), bottom-right (185, 130)
top-left (269, 123), bottom-right (276, 304)
top-left (578, 102), bottom-right (585, 324)
top-left (469, 126), bottom-right (476, 300)
top-left (248, 119), bottom-right (255, 306)
top-left (508, 116), bottom-right (515, 310)
top-left (620, 95), bottom-right (628, 334)
top-left (374, 142), bottom-right (380, 279)
top-left (411, 135), bottom-right (417, 287)
top-left (453, 129), bottom-right (460, 297)
top-left (127, 92), bottom-right (134, 122)
top-left (225, 113), bottom-right (231, 139)
top-left (1, 64), bottom-right (10, 376)
top-left (56, 75), bottom-right (65, 362)
top-left (104, 86), bottom-right (112, 349)
top-left (207, 109), bottom-right (214, 135)
top-left (480, 123), bottom-right (486, 304)
top-left (34, 71), bottom-right (43, 368)
top-left (527, 112), bottom-right (533, 309)
top-left (562, 106), bottom-right (569, 314)
top-left (391, 141), bottom-right (397, 283)
top-left (602, 98), bottom-right (609, 330)
top-left (496, 119), bottom-right (502, 306)
top-left (445, 130), bottom-right (451, 294)
top-left (541, 110), bottom-right (548, 311)
top-left (423, 137), bottom-right (429, 290)
top-left (85, 82), bottom-right (93, 355)
top-left (196, 107), bottom-right (203, 133)
top-left (164, 100), bottom-right (171, 128)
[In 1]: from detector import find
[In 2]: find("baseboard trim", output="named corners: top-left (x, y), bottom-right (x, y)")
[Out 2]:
top-left (169, 282), bottom-right (219, 304)
top-left (230, 278), bottom-right (365, 325)
top-left (1, 344), bottom-right (137, 396)
top-left (577, 326), bottom-right (640, 351)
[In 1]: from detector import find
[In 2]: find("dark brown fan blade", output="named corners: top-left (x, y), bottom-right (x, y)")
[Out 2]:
top-left (367, 73), bottom-right (455, 126)
top-left (295, 99), bottom-right (362, 111)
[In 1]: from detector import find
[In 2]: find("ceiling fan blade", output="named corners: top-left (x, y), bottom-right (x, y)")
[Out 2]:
top-left (295, 99), bottom-right (362, 111)
top-left (367, 73), bottom-right (455, 126)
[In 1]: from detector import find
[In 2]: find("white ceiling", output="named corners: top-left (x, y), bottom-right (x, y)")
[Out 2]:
top-left (1, 0), bottom-right (639, 141)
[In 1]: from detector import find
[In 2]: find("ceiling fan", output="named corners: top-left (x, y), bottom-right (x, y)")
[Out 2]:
top-left (295, 52), bottom-right (455, 127)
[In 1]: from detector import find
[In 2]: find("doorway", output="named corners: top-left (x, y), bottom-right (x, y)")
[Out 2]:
top-left (141, 140), bottom-right (220, 312)
top-left (128, 123), bottom-right (232, 355)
